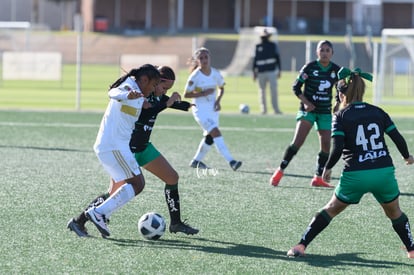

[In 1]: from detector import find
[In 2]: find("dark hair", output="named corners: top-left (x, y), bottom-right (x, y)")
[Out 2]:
top-left (109, 64), bottom-right (160, 89)
top-left (158, 66), bottom-right (175, 81)
top-left (316, 40), bottom-right (333, 52)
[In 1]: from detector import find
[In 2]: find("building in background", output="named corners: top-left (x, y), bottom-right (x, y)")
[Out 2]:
top-left (0, 0), bottom-right (413, 35)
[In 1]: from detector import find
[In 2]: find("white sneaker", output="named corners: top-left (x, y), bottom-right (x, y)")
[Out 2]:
top-left (85, 207), bottom-right (110, 237)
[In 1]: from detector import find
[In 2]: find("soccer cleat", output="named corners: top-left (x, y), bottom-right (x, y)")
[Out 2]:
top-left (270, 169), bottom-right (283, 186)
top-left (287, 244), bottom-right (306, 258)
top-left (189, 160), bottom-right (209, 169)
top-left (310, 176), bottom-right (334, 188)
top-left (85, 207), bottom-right (110, 237)
top-left (408, 250), bottom-right (414, 259)
top-left (230, 160), bottom-right (242, 171)
top-left (169, 220), bottom-right (199, 235)
top-left (67, 218), bottom-right (88, 237)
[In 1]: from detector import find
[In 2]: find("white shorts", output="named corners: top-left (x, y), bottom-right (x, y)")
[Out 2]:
top-left (96, 150), bottom-right (141, 182)
top-left (193, 109), bottom-right (219, 135)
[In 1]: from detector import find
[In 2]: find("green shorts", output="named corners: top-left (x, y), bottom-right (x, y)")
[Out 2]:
top-left (134, 142), bottom-right (161, 166)
top-left (335, 167), bottom-right (399, 204)
top-left (296, 111), bottom-right (332, 131)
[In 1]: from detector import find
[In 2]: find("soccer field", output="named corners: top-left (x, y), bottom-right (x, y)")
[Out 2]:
top-left (1, 110), bottom-right (413, 274)
top-left (1, 65), bottom-right (414, 117)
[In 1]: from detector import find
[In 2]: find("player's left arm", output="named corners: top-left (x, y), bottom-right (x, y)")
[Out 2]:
top-left (387, 127), bottom-right (413, 164)
top-left (168, 92), bottom-right (193, 111)
top-left (322, 134), bottom-right (344, 182)
top-left (214, 86), bottom-right (224, 111)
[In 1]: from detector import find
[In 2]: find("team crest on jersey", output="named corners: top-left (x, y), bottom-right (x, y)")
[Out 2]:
top-left (312, 70), bottom-right (319, 76)
top-left (123, 85), bottom-right (132, 91)
top-left (330, 71), bottom-right (336, 79)
top-left (301, 72), bottom-right (308, 80)
top-left (188, 81), bottom-right (194, 86)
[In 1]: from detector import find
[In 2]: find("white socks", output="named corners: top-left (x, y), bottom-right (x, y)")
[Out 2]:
top-left (95, 183), bottom-right (135, 218)
top-left (213, 136), bottom-right (233, 162)
top-left (193, 136), bottom-right (234, 163)
top-left (193, 138), bottom-right (212, 161)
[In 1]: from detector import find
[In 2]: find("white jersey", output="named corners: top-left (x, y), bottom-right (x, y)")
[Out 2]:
top-left (94, 77), bottom-right (144, 153)
top-left (184, 67), bottom-right (225, 114)
top-left (184, 67), bottom-right (225, 134)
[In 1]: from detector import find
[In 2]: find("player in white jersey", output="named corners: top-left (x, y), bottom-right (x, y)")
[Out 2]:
top-left (184, 47), bottom-right (242, 171)
top-left (85, 64), bottom-right (160, 237)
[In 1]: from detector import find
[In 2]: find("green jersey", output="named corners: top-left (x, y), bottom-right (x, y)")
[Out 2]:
top-left (293, 60), bottom-right (340, 114)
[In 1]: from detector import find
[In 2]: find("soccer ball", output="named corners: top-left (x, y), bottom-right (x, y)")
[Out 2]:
top-left (239, 104), bottom-right (250, 114)
top-left (138, 212), bottom-right (166, 240)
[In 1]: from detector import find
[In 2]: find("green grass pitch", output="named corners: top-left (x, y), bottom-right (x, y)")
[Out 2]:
top-left (0, 110), bottom-right (413, 274)
top-left (1, 64), bottom-right (414, 116)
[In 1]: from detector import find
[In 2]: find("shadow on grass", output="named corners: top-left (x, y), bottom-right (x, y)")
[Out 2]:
top-left (241, 170), bottom-right (340, 181)
top-left (107, 237), bottom-right (412, 269)
top-left (0, 144), bottom-right (89, 152)
top-left (287, 252), bottom-right (413, 269)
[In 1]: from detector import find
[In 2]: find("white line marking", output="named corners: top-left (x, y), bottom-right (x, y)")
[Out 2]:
top-left (1, 121), bottom-right (414, 134)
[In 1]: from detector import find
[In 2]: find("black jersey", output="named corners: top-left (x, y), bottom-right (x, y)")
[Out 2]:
top-left (293, 60), bottom-right (340, 114)
top-left (332, 102), bottom-right (396, 172)
top-left (129, 94), bottom-right (190, 153)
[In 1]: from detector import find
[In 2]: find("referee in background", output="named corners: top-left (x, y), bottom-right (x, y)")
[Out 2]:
top-left (253, 28), bottom-right (282, 115)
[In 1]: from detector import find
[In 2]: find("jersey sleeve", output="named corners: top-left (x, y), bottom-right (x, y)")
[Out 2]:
top-left (171, 101), bottom-right (191, 111)
top-left (383, 110), bottom-right (410, 159)
top-left (108, 83), bottom-right (133, 101)
top-left (324, 112), bottom-right (345, 169)
top-left (331, 112), bottom-right (345, 137)
top-left (292, 64), bottom-right (308, 96)
top-left (184, 71), bottom-right (197, 93)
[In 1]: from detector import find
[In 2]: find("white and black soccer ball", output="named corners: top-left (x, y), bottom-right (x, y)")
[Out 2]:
top-left (138, 212), bottom-right (166, 240)
top-left (239, 104), bottom-right (250, 114)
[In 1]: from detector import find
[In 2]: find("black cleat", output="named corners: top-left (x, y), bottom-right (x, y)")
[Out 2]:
top-left (189, 160), bottom-right (209, 169)
top-left (230, 160), bottom-right (242, 171)
top-left (67, 218), bottom-right (88, 237)
top-left (169, 220), bottom-right (199, 235)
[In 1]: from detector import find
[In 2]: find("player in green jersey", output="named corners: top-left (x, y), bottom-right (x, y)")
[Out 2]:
top-left (270, 40), bottom-right (341, 187)
top-left (287, 67), bottom-right (414, 259)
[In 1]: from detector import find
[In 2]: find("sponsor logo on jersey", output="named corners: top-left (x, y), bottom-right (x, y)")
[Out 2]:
top-left (358, 150), bottom-right (387, 162)
top-left (121, 104), bottom-right (140, 116)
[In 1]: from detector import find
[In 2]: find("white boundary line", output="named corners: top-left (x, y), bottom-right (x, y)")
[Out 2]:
top-left (1, 121), bottom-right (414, 134)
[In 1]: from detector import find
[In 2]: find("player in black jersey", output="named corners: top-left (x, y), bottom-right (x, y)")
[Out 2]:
top-left (68, 66), bottom-right (199, 237)
top-left (270, 40), bottom-right (341, 187)
top-left (287, 67), bottom-right (414, 259)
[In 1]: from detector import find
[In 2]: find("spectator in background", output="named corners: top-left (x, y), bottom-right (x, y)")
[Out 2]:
top-left (253, 28), bottom-right (282, 115)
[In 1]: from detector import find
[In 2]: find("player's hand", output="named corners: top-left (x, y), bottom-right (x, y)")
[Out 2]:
top-left (404, 155), bottom-right (414, 165)
top-left (142, 99), bottom-right (152, 109)
top-left (214, 101), bottom-right (221, 111)
top-left (127, 90), bottom-right (143, 99)
top-left (202, 88), bottom-right (214, 96)
top-left (304, 102), bottom-right (315, 112)
top-left (322, 168), bottom-right (332, 183)
top-left (167, 92), bottom-right (182, 106)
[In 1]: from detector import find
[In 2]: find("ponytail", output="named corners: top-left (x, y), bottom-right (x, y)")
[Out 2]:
top-left (109, 64), bottom-right (160, 90)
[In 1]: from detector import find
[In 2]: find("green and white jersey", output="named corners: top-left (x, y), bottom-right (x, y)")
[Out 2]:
top-left (294, 60), bottom-right (340, 114)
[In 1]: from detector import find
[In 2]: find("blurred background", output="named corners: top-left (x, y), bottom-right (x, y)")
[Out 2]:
top-left (0, 0), bottom-right (413, 112)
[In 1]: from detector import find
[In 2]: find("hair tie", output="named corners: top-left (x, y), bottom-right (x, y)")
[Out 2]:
top-left (338, 67), bottom-right (373, 82)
